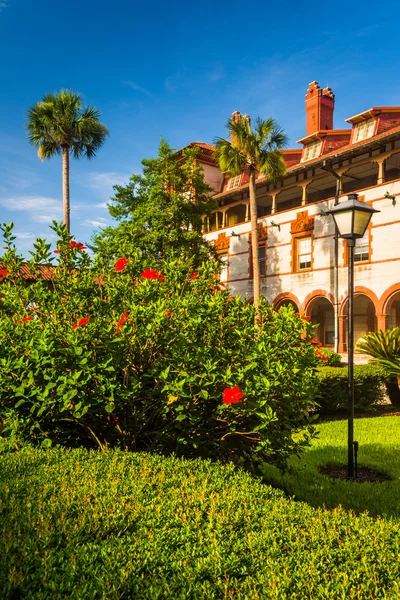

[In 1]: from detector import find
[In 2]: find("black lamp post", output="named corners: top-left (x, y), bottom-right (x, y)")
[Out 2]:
top-left (326, 193), bottom-right (379, 477)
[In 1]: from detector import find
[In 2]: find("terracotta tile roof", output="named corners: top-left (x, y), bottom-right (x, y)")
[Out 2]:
top-left (0, 264), bottom-right (56, 281)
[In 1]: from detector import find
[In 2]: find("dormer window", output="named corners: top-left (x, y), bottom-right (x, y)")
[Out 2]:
top-left (302, 140), bottom-right (322, 162)
top-left (353, 118), bottom-right (375, 142)
top-left (227, 175), bottom-right (241, 190)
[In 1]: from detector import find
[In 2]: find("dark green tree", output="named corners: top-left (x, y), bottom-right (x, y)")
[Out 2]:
top-left (97, 140), bottom-right (217, 266)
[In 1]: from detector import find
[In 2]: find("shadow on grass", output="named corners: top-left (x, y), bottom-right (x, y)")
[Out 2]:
top-left (261, 443), bottom-right (399, 520)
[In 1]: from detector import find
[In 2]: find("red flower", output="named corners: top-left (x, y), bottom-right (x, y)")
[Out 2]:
top-left (294, 313), bottom-right (301, 317)
top-left (222, 385), bottom-right (244, 405)
top-left (191, 272), bottom-right (199, 280)
top-left (310, 337), bottom-right (322, 347)
top-left (72, 316), bottom-right (90, 330)
top-left (303, 316), bottom-right (311, 322)
top-left (70, 240), bottom-right (86, 251)
top-left (315, 349), bottom-right (328, 363)
top-left (0, 269), bottom-right (8, 282)
top-left (17, 316), bottom-right (33, 323)
top-left (165, 309), bottom-right (171, 317)
top-left (115, 257), bottom-right (130, 272)
top-left (115, 312), bottom-right (129, 334)
top-left (141, 268), bottom-right (165, 281)
top-left (53, 250), bottom-right (60, 254)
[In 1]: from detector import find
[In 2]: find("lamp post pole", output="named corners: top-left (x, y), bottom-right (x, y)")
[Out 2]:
top-left (347, 239), bottom-right (355, 477)
top-left (326, 193), bottom-right (379, 480)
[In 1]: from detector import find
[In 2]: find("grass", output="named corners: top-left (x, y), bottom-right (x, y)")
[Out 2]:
top-left (1, 447), bottom-right (400, 599)
top-left (261, 415), bottom-right (400, 519)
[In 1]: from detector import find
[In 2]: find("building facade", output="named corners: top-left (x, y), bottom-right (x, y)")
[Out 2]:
top-left (186, 81), bottom-right (400, 352)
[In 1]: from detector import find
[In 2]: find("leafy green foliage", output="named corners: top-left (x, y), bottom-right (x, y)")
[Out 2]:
top-left (0, 223), bottom-right (318, 467)
top-left (26, 89), bottom-right (108, 160)
top-left (318, 347), bottom-right (342, 367)
top-left (95, 139), bottom-right (217, 266)
top-left (1, 448), bottom-right (400, 599)
top-left (315, 365), bottom-right (386, 412)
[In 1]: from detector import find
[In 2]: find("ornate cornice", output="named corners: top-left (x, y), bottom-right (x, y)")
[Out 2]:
top-left (214, 232), bottom-right (230, 253)
top-left (291, 211), bottom-right (315, 234)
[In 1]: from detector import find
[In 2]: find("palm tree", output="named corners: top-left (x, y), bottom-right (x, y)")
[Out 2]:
top-left (214, 114), bottom-right (287, 314)
top-left (26, 90), bottom-right (109, 232)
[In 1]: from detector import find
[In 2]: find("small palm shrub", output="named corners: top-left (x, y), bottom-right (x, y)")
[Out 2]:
top-left (0, 223), bottom-right (320, 467)
top-left (356, 328), bottom-right (400, 407)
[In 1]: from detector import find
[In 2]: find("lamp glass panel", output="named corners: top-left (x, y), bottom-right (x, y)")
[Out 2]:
top-left (353, 210), bottom-right (372, 237)
top-left (332, 209), bottom-right (354, 237)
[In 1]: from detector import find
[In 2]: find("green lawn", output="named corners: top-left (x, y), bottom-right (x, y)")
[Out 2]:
top-left (1, 447), bottom-right (400, 599)
top-left (261, 415), bottom-right (400, 519)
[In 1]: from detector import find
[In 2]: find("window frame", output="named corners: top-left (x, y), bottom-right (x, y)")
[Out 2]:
top-left (291, 232), bottom-right (314, 273)
top-left (219, 253), bottom-right (229, 282)
top-left (353, 118), bottom-right (376, 143)
top-left (296, 236), bottom-right (312, 271)
top-left (258, 244), bottom-right (266, 277)
top-left (301, 140), bottom-right (322, 162)
top-left (226, 175), bottom-right (241, 190)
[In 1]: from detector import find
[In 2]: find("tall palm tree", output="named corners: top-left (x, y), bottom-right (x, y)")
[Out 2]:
top-left (26, 90), bottom-right (109, 232)
top-left (214, 114), bottom-right (287, 314)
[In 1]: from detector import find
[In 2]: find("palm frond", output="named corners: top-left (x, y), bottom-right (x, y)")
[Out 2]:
top-left (26, 90), bottom-right (108, 160)
top-left (214, 114), bottom-right (287, 181)
top-left (213, 137), bottom-right (246, 175)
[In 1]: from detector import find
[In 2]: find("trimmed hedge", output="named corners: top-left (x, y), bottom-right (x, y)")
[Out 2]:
top-left (318, 347), bottom-right (342, 367)
top-left (316, 364), bottom-right (386, 411)
top-left (1, 449), bottom-right (400, 599)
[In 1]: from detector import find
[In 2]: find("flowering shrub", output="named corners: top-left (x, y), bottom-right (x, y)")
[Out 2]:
top-left (0, 222), bottom-right (319, 466)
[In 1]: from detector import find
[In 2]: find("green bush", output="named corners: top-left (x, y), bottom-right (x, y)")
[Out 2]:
top-left (0, 222), bottom-right (319, 467)
top-left (1, 449), bottom-right (399, 599)
top-left (318, 347), bottom-right (342, 367)
top-left (315, 364), bottom-right (386, 412)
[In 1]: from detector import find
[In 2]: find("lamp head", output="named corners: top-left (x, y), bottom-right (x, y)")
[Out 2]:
top-left (326, 193), bottom-right (379, 240)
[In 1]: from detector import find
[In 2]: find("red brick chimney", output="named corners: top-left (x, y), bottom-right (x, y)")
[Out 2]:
top-left (231, 110), bottom-right (241, 144)
top-left (305, 81), bottom-right (335, 136)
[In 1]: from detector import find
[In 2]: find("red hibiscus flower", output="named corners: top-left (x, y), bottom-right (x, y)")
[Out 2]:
top-left (53, 250), bottom-right (59, 254)
top-left (17, 316), bottom-right (33, 323)
top-left (303, 316), bottom-right (311, 322)
top-left (70, 240), bottom-right (86, 251)
top-left (141, 268), bottom-right (165, 281)
top-left (310, 337), bottom-right (322, 347)
top-left (165, 309), bottom-right (171, 317)
top-left (222, 385), bottom-right (244, 405)
top-left (115, 312), bottom-right (129, 334)
top-left (115, 257), bottom-right (130, 272)
top-left (0, 269), bottom-right (8, 281)
top-left (72, 316), bottom-right (90, 330)
top-left (294, 312), bottom-right (301, 317)
top-left (315, 349), bottom-right (328, 363)
top-left (191, 272), bottom-right (199, 280)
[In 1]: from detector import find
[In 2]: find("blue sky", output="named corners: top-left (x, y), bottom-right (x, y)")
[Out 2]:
top-left (0, 0), bottom-right (399, 254)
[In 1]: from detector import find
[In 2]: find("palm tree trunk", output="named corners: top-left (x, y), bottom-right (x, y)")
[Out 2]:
top-left (249, 168), bottom-right (260, 316)
top-left (62, 146), bottom-right (70, 233)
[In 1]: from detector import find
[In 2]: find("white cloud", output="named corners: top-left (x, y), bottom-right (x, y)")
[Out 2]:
top-left (121, 80), bottom-right (152, 97)
top-left (83, 171), bottom-right (129, 201)
top-left (81, 218), bottom-right (108, 228)
top-left (95, 202), bottom-right (109, 209)
top-left (0, 195), bottom-right (62, 223)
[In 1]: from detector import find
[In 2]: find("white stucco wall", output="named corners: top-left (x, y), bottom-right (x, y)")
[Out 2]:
top-left (204, 179), bottom-right (400, 310)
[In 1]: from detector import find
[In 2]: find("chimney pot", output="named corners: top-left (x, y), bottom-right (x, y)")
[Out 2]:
top-left (305, 81), bottom-right (335, 136)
